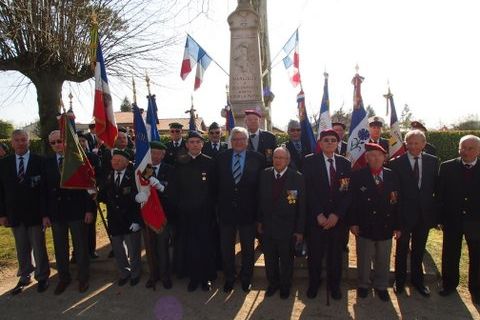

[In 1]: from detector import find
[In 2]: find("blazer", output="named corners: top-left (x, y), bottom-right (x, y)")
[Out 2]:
top-left (202, 141), bottom-right (228, 158)
top-left (0, 153), bottom-right (46, 227)
top-left (303, 153), bottom-right (352, 228)
top-left (153, 162), bottom-right (175, 224)
top-left (248, 130), bottom-right (277, 166)
top-left (258, 167), bottom-right (306, 240)
top-left (43, 156), bottom-right (95, 223)
top-left (349, 166), bottom-right (400, 241)
top-left (337, 141), bottom-right (348, 157)
top-left (389, 152), bottom-right (439, 229)
top-left (216, 149), bottom-right (265, 225)
top-left (285, 140), bottom-right (310, 172)
top-left (165, 139), bottom-right (187, 165)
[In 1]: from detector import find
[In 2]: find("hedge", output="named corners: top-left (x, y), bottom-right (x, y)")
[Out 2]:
top-left (1, 130), bottom-right (479, 163)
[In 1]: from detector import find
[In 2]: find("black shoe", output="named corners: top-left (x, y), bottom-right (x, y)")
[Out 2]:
top-left (412, 283), bottom-right (430, 297)
top-left (108, 250), bottom-right (114, 258)
top-left (331, 288), bottom-right (342, 300)
top-left (375, 289), bottom-right (390, 302)
top-left (439, 287), bottom-right (456, 297)
top-left (357, 287), bottom-right (369, 298)
top-left (187, 281), bottom-right (199, 292)
top-left (265, 286), bottom-right (278, 297)
top-left (201, 281), bottom-right (212, 291)
top-left (162, 278), bottom-right (173, 290)
top-left (118, 277), bottom-right (130, 287)
top-left (280, 287), bottom-right (290, 299)
top-left (223, 281), bottom-right (234, 293)
top-left (37, 279), bottom-right (49, 293)
top-left (79, 281), bottom-right (89, 293)
top-left (472, 293), bottom-right (480, 305)
top-left (306, 285), bottom-right (318, 299)
top-left (90, 252), bottom-right (100, 260)
top-left (145, 279), bottom-right (156, 290)
top-left (130, 277), bottom-right (140, 286)
top-left (11, 279), bottom-right (31, 295)
top-left (242, 282), bottom-right (252, 293)
top-left (393, 281), bottom-right (404, 295)
top-left (54, 280), bottom-right (71, 295)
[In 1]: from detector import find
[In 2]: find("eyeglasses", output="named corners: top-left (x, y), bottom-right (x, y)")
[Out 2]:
top-left (322, 138), bottom-right (338, 143)
top-left (231, 137), bottom-right (247, 142)
top-left (49, 140), bottom-right (63, 145)
top-left (170, 129), bottom-right (181, 133)
top-left (209, 131), bottom-right (221, 135)
top-left (289, 128), bottom-right (301, 132)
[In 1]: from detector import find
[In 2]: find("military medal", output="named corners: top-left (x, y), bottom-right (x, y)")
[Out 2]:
top-left (287, 190), bottom-right (298, 204)
top-left (389, 191), bottom-right (398, 204)
top-left (202, 172), bottom-right (207, 181)
top-left (339, 177), bottom-right (350, 191)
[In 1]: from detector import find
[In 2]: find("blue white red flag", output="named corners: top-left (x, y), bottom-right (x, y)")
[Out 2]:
top-left (180, 35), bottom-right (212, 90)
top-left (347, 70), bottom-right (370, 169)
top-left (386, 88), bottom-right (406, 159)
top-left (297, 90), bottom-right (316, 153)
top-left (317, 72), bottom-right (332, 139)
top-left (282, 29), bottom-right (301, 87)
top-left (146, 94), bottom-right (160, 142)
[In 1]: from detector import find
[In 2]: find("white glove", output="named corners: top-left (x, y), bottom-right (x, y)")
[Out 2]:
top-left (149, 177), bottom-right (165, 192)
top-left (87, 188), bottom-right (97, 195)
top-left (135, 192), bottom-right (148, 203)
top-left (129, 223), bottom-right (141, 232)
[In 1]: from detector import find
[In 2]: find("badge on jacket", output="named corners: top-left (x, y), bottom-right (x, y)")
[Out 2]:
top-left (287, 190), bottom-right (298, 204)
top-left (339, 177), bottom-right (350, 191)
top-left (122, 186), bottom-right (131, 195)
top-left (202, 172), bottom-right (207, 181)
top-left (389, 191), bottom-right (398, 204)
top-left (30, 175), bottom-right (41, 188)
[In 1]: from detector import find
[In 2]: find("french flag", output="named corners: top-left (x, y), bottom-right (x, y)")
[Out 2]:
top-left (93, 40), bottom-right (117, 149)
top-left (180, 35), bottom-right (212, 90)
top-left (347, 69), bottom-right (370, 170)
top-left (133, 105), bottom-right (166, 232)
top-left (317, 72), bottom-right (332, 139)
top-left (145, 94), bottom-right (160, 142)
top-left (282, 29), bottom-right (301, 87)
top-left (386, 88), bottom-right (406, 159)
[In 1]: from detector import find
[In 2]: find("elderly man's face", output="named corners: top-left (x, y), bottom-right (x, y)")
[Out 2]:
top-left (151, 149), bottom-right (165, 165)
top-left (49, 131), bottom-right (64, 154)
top-left (208, 128), bottom-right (221, 143)
top-left (273, 149), bottom-right (290, 173)
top-left (459, 139), bottom-right (480, 163)
top-left (231, 132), bottom-right (248, 153)
top-left (319, 135), bottom-right (338, 155)
top-left (366, 150), bottom-right (386, 170)
top-left (111, 154), bottom-right (129, 171)
top-left (169, 128), bottom-right (182, 141)
top-left (245, 114), bottom-right (260, 133)
top-left (115, 132), bottom-right (128, 149)
top-left (332, 124), bottom-right (345, 140)
top-left (11, 132), bottom-right (29, 155)
top-left (405, 135), bottom-right (426, 157)
top-left (288, 127), bottom-right (301, 141)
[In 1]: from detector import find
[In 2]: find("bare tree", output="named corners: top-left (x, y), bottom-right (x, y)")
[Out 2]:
top-left (0, 0), bottom-right (208, 151)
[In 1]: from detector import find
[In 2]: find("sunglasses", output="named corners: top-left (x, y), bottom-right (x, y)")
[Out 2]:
top-left (322, 138), bottom-right (338, 143)
top-left (289, 128), bottom-right (301, 132)
top-left (170, 129), bottom-right (181, 133)
top-left (49, 140), bottom-right (63, 145)
top-left (209, 131), bottom-right (221, 135)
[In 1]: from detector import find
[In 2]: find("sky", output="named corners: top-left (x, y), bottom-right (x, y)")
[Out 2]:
top-left (1, 0), bottom-right (479, 130)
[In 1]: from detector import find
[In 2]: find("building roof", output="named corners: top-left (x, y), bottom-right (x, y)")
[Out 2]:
top-left (111, 112), bottom-right (207, 133)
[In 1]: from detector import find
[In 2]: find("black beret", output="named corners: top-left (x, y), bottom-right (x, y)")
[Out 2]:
top-left (209, 122), bottom-right (220, 130)
top-left (319, 129), bottom-right (340, 141)
top-left (112, 149), bottom-right (131, 160)
top-left (169, 122), bottom-right (183, 129)
top-left (187, 130), bottom-right (204, 141)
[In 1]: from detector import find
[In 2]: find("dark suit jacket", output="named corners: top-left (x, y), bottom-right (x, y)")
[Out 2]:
top-left (369, 138), bottom-right (390, 155)
top-left (85, 132), bottom-right (98, 151)
top-left (349, 166), bottom-right (400, 240)
top-left (0, 153), bottom-right (46, 227)
top-left (337, 141), bottom-right (348, 156)
top-left (424, 142), bottom-right (437, 156)
top-left (165, 139), bottom-right (187, 165)
top-left (438, 158), bottom-right (480, 238)
top-left (248, 130), bottom-right (277, 166)
top-left (202, 141), bottom-right (228, 158)
top-left (216, 149), bottom-right (265, 225)
top-left (258, 167), bottom-right (306, 240)
top-left (389, 152), bottom-right (439, 229)
top-left (97, 168), bottom-right (142, 236)
top-left (154, 162), bottom-right (175, 224)
top-left (285, 140), bottom-right (310, 172)
top-left (303, 153), bottom-right (352, 228)
top-left (98, 146), bottom-right (134, 183)
top-left (43, 155), bottom-right (95, 223)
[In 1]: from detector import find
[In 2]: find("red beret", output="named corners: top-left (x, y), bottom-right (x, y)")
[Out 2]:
top-left (365, 142), bottom-right (387, 154)
top-left (319, 129), bottom-right (340, 141)
top-left (244, 109), bottom-right (262, 118)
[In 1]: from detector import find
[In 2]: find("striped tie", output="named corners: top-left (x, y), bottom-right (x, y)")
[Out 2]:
top-left (18, 156), bottom-right (25, 183)
top-left (233, 153), bottom-right (242, 184)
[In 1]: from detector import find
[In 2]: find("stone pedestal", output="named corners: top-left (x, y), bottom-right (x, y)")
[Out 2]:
top-left (228, 0), bottom-right (265, 128)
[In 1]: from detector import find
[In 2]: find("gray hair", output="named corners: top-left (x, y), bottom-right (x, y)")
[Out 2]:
top-left (404, 129), bottom-right (426, 143)
top-left (275, 145), bottom-right (291, 160)
top-left (287, 120), bottom-right (300, 130)
top-left (48, 130), bottom-right (60, 140)
top-left (11, 129), bottom-right (29, 140)
top-left (459, 134), bottom-right (480, 147)
top-left (230, 126), bottom-right (249, 140)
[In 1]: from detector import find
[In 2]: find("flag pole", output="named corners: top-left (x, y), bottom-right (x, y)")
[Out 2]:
top-left (145, 71), bottom-right (151, 96)
top-left (132, 76), bottom-right (137, 104)
top-left (186, 33), bottom-right (229, 77)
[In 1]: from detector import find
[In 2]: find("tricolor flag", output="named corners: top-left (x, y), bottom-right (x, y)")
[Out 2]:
top-left (180, 35), bottom-right (212, 91)
top-left (146, 94), bottom-right (160, 142)
top-left (297, 90), bottom-right (316, 153)
top-left (347, 70), bottom-right (370, 170)
top-left (92, 33), bottom-right (118, 149)
top-left (282, 29), bottom-right (301, 87)
top-left (59, 113), bottom-right (96, 189)
top-left (385, 88), bottom-right (406, 159)
top-left (133, 105), bottom-right (167, 232)
top-left (225, 103), bottom-right (235, 134)
top-left (317, 72), bottom-right (332, 139)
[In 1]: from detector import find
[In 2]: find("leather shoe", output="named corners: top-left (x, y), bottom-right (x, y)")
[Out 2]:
top-left (108, 250), bottom-right (114, 258)
top-left (393, 281), bottom-right (404, 294)
top-left (413, 283), bottom-right (430, 297)
top-left (90, 252), bottom-right (100, 259)
top-left (375, 289), bottom-right (390, 302)
top-left (37, 279), bottom-right (49, 293)
top-left (187, 281), bottom-right (199, 292)
top-left (280, 287), bottom-right (290, 299)
top-left (11, 279), bottom-right (31, 295)
top-left (439, 287), bottom-right (456, 297)
top-left (357, 287), bottom-right (369, 298)
top-left (201, 281), bottom-right (212, 291)
top-left (162, 278), bottom-right (173, 289)
top-left (79, 281), bottom-right (89, 293)
top-left (130, 277), bottom-right (140, 286)
top-left (331, 288), bottom-right (342, 300)
top-left (145, 279), bottom-right (156, 289)
top-left (306, 286), bottom-right (318, 299)
top-left (265, 286), bottom-right (278, 297)
top-left (241, 282), bottom-right (252, 293)
top-left (223, 281), bottom-right (234, 293)
top-left (118, 277), bottom-right (130, 287)
top-left (471, 293), bottom-right (480, 305)
top-left (54, 280), bottom-right (71, 295)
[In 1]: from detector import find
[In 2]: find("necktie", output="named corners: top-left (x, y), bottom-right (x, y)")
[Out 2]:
top-left (276, 173), bottom-right (281, 180)
top-left (58, 156), bottom-right (64, 172)
top-left (250, 134), bottom-right (256, 139)
top-left (413, 156), bottom-right (419, 186)
top-left (294, 142), bottom-right (302, 154)
top-left (233, 154), bottom-right (242, 184)
top-left (374, 174), bottom-right (384, 192)
top-left (328, 158), bottom-right (336, 189)
top-left (249, 134), bottom-right (257, 151)
top-left (465, 164), bottom-right (472, 169)
top-left (18, 156), bottom-right (25, 183)
top-left (213, 143), bottom-right (218, 151)
top-left (154, 166), bottom-right (158, 178)
top-left (115, 171), bottom-right (121, 188)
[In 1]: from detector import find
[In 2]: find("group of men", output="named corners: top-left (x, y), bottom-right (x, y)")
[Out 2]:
top-left (0, 110), bottom-right (479, 307)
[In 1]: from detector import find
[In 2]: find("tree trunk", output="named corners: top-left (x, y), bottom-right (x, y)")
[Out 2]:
top-left (30, 74), bottom-right (63, 154)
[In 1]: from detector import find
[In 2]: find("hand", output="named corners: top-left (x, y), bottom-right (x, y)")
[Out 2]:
top-left (135, 192), bottom-right (148, 204)
top-left (323, 213), bottom-right (339, 230)
top-left (149, 177), bottom-right (165, 192)
top-left (294, 233), bottom-right (303, 244)
top-left (393, 230), bottom-right (401, 240)
top-left (84, 212), bottom-right (94, 224)
top-left (87, 188), bottom-right (98, 200)
top-left (129, 223), bottom-right (141, 232)
top-left (350, 225), bottom-right (359, 236)
top-left (42, 217), bottom-right (51, 230)
top-left (0, 216), bottom-right (9, 227)
top-left (436, 224), bottom-right (443, 231)
top-left (257, 223), bottom-right (263, 234)
top-left (316, 214), bottom-right (327, 227)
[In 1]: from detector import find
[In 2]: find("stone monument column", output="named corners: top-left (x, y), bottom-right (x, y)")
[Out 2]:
top-left (228, 0), bottom-right (265, 128)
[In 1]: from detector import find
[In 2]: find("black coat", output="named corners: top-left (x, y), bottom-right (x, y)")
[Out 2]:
top-left (164, 139), bottom-right (187, 166)
top-left (43, 156), bottom-right (95, 223)
top-left (349, 166), bottom-right (400, 240)
top-left (285, 140), bottom-right (310, 172)
top-left (369, 138), bottom-right (390, 155)
top-left (98, 146), bottom-right (134, 183)
top-left (97, 168), bottom-right (142, 236)
top-left (0, 153), bottom-right (46, 227)
top-left (389, 152), bottom-right (439, 229)
top-left (258, 167), bottom-right (306, 240)
top-left (248, 130), bottom-right (277, 166)
top-left (153, 162), bottom-right (175, 224)
top-left (337, 141), bottom-right (348, 157)
top-left (438, 158), bottom-right (480, 237)
top-left (303, 153), bottom-right (352, 227)
top-left (85, 132), bottom-right (98, 151)
top-left (202, 141), bottom-right (228, 158)
top-left (424, 142), bottom-right (437, 156)
top-left (216, 149), bottom-right (265, 225)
